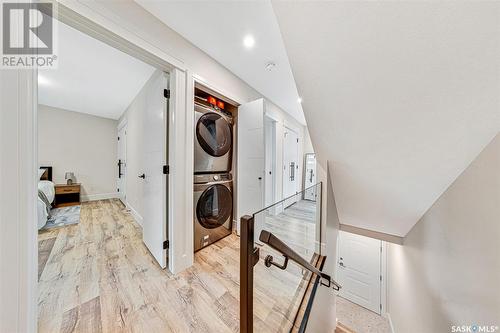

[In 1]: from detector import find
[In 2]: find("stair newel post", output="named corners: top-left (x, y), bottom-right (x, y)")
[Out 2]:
top-left (240, 215), bottom-right (259, 333)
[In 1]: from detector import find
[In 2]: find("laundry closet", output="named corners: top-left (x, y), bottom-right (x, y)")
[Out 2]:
top-left (192, 84), bottom-right (239, 251)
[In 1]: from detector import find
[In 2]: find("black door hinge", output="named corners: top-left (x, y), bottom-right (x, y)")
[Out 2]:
top-left (163, 165), bottom-right (169, 174)
top-left (163, 240), bottom-right (169, 249)
top-left (164, 89), bottom-right (170, 99)
top-left (118, 136), bottom-right (120, 141)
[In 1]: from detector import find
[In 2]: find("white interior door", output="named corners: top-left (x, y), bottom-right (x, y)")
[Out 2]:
top-left (142, 71), bottom-right (169, 268)
top-left (282, 128), bottom-right (299, 207)
top-left (264, 116), bottom-right (276, 207)
top-left (117, 124), bottom-right (127, 204)
top-left (337, 231), bottom-right (382, 314)
top-left (303, 153), bottom-right (316, 201)
top-left (237, 98), bottom-right (264, 235)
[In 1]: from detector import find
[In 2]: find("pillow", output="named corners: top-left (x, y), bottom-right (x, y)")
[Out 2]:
top-left (38, 168), bottom-right (46, 180)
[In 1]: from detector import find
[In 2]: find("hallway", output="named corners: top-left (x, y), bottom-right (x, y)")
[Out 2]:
top-left (38, 200), bottom-right (310, 332)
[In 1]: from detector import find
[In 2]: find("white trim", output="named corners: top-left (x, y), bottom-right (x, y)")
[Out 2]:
top-left (0, 68), bottom-right (38, 332)
top-left (81, 192), bottom-right (119, 202)
top-left (380, 241), bottom-right (388, 314)
top-left (264, 110), bottom-right (281, 123)
top-left (384, 312), bottom-right (396, 333)
top-left (116, 122), bottom-right (127, 203)
top-left (339, 224), bottom-right (404, 245)
top-left (126, 201), bottom-right (143, 227)
top-left (117, 117), bottom-right (128, 131)
top-left (167, 68), bottom-right (194, 274)
top-left (193, 74), bottom-right (244, 106)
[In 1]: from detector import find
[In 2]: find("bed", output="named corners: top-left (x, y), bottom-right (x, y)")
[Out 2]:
top-left (37, 167), bottom-right (55, 230)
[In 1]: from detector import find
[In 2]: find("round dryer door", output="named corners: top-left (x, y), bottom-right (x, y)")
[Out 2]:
top-left (196, 113), bottom-right (232, 157)
top-left (196, 184), bottom-right (233, 229)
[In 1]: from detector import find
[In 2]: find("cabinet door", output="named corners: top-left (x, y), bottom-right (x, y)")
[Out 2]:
top-left (237, 98), bottom-right (265, 235)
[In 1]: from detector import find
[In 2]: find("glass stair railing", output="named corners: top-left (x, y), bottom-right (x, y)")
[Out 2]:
top-left (240, 183), bottom-right (341, 333)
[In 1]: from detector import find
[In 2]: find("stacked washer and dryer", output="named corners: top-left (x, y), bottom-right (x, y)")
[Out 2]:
top-left (193, 90), bottom-right (235, 252)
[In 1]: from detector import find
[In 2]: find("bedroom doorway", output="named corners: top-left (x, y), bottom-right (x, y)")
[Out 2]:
top-left (36, 3), bottom-right (174, 299)
top-left (117, 121), bottom-right (127, 205)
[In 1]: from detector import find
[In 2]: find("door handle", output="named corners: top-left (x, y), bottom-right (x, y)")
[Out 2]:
top-left (138, 174), bottom-right (145, 179)
top-left (339, 261), bottom-right (346, 268)
top-left (118, 159), bottom-right (123, 178)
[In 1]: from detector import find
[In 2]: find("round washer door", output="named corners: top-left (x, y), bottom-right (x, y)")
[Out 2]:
top-left (196, 113), bottom-right (232, 157)
top-left (196, 184), bottom-right (233, 229)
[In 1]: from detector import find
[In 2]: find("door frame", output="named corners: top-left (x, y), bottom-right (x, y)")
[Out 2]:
top-left (117, 119), bottom-right (127, 204)
top-left (335, 231), bottom-right (388, 315)
top-left (303, 153), bottom-right (316, 201)
top-left (264, 115), bottom-right (277, 207)
top-left (282, 126), bottom-right (300, 207)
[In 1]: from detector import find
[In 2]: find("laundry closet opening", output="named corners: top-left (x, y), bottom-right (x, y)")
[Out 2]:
top-left (193, 85), bottom-right (239, 251)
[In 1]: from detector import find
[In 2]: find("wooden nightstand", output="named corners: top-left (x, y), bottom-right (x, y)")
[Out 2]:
top-left (54, 184), bottom-right (81, 207)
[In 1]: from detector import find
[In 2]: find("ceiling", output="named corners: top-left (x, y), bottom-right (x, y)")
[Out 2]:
top-left (136, 0), bottom-right (306, 124)
top-left (273, 1), bottom-right (500, 236)
top-left (38, 20), bottom-right (155, 120)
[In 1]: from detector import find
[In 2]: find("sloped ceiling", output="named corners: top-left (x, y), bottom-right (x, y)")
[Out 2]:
top-left (272, 1), bottom-right (500, 236)
top-left (38, 20), bottom-right (155, 120)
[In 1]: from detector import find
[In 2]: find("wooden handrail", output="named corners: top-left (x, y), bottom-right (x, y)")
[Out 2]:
top-left (259, 230), bottom-right (341, 291)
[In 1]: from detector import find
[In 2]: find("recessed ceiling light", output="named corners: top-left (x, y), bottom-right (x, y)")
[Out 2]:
top-left (297, 97), bottom-right (302, 103)
top-left (243, 34), bottom-right (255, 49)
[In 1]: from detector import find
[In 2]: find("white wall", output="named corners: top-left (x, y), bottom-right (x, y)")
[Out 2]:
top-left (387, 133), bottom-right (500, 332)
top-left (38, 104), bottom-right (118, 201)
top-left (303, 128), bottom-right (314, 154)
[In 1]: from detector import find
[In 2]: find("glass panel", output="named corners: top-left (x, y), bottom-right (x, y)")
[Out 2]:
top-left (196, 113), bottom-right (232, 157)
top-left (252, 183), bottom-right (322, 332)
top-left (196, 184), bottom-right (232, 229)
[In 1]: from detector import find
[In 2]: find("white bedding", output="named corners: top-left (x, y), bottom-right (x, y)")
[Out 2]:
top-left (37, 180), bottom-right (55, 230)
top-left (38, 180), bottom-right (55, 203)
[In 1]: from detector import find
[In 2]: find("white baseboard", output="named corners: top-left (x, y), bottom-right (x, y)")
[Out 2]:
top-left (384, 312), bottom-right (395, 333)
top-left (126, 201), bottom-right (143, 227)
top-left (81, 192), bottom-right (119, 202)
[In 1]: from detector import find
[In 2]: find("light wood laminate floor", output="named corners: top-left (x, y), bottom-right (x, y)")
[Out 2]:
top-left (261, 199), bottom-right (318, 260)
top-left (38, 199), bottom-right (310, 333)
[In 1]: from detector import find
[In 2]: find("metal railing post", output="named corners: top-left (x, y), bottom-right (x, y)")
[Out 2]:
top-left (240, 215), bottom-right (259, 333)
